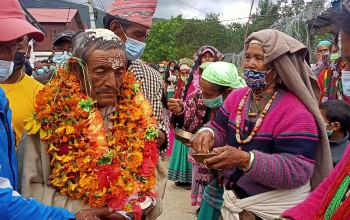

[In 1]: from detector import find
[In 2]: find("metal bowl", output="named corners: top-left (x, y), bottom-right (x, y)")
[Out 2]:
top-left (191, 153), bottom-right (220, 164)
top-left (174, 129), bottom-right (193, 145)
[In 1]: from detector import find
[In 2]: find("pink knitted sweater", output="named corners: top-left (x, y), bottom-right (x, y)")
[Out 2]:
top-left (205, 87), bottom-right (318, 196)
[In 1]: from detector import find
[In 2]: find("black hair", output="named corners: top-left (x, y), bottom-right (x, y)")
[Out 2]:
top-left (335, 8), bottom-right (350, 35)
top-left (319, 100), bottom-right (350, 133)
top-left (53, 37), bottom-right (72, 47)
top-left (41, 59), bottom-right (48, 64)
top-left (164, 59), bottom-right (177, 84)
top-left (103, 13), bottom-right (133, 30)
top-left (174, 63), bottom-right (180, 71)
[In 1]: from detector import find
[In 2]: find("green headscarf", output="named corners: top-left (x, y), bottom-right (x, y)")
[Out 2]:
top-left (201, 62), bottom-right (246, 88)
top-left (179, 58), bottom-right (194, 68)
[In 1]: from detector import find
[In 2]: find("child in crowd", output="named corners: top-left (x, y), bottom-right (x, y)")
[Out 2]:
top-left (319, 100), bottom-right (350, 166)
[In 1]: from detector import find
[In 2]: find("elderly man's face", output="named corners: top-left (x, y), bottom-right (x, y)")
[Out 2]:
top-left (86, 48), bottom-right (126, 108)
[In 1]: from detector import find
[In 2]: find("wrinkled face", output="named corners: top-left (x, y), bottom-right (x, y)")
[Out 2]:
top-left (200, 51), bottom-right (214, 64)
top-left (341, 30), bottom-right (350, 71)
top-left (85, 48), bottom-right (126, 108)
top-left (317, 44), bottom-right (330, 56)
top-left (243, 43), bottom-right (276, 83)
top-left (200, 78), bottom-right (221, 99)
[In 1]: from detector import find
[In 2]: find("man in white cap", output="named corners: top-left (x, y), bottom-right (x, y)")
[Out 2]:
top-left (0, 0), bottom-right (114, 219)
top-left (104, 1), bottom-right (168, 219)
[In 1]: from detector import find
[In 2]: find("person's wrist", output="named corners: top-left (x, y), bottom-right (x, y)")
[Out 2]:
top-left (241, 151), bottom-right (255, 172)
top-left (174, 106), bottom-right (185, 115)
top-left (198, 127), bottom-right (215, 138)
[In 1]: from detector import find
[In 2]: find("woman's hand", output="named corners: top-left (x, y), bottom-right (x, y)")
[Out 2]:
top-left (204, 146), bottom-right (250, 169)
top-left (75, 207), bottom-right (113, 220)
top-left (167, 98), bottom-right (184, 114)
top-left (190, 130), bottom-right (215, 153)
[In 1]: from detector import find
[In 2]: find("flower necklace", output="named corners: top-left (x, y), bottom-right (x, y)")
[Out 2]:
top-left (236, 88), bottom-right (278, 144)
top-left (24, 59), bottom-right (159, 217)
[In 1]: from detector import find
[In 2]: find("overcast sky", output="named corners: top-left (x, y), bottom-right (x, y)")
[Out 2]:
top-left (73, 0), bottom-right (323, 24)
top-left (154, 0), bottom-right (258, 23)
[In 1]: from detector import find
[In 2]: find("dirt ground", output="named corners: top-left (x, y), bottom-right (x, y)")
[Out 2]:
top-left (157, 155), bottom-right (198, 220)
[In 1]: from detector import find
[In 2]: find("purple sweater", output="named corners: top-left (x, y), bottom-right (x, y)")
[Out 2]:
top-left (281, 144), bottom-right (350, 220)
top-left (205, 87), bottom-right (317, 196)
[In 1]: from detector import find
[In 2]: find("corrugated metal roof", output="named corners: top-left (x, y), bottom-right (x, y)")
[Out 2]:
top-left (27, 8), bottom-right (78, 23)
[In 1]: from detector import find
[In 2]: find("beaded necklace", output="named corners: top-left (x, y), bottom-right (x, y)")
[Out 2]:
top-left (236, 89), bottom-right (278, 144)
top-left (248, 88), bottom-right (275, 117)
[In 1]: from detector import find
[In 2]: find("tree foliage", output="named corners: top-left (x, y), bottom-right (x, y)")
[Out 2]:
top-left (142, 0), bottom-right (327, 63)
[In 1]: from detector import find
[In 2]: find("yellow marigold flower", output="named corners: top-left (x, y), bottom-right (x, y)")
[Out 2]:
top-left (66, 125), bottom-right (75, 134)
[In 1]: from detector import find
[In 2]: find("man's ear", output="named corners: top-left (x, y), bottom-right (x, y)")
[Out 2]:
top-left (332, 122), bottom-right (342, 132)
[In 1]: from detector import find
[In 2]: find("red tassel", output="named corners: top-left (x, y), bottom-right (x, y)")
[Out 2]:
top-left (132, 202), bottom-right (143, 220)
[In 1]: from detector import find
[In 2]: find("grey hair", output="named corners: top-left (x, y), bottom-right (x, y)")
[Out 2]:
top-left (72, 29), bottom-right (126, 64)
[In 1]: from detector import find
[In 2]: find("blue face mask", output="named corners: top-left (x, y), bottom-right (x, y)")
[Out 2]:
top-left (50, 65), bottom-right (57, 71)
top-left (37, 69), bottom-right (45, 75)
top-left (204, 95), bottom-right (223, 109)
top-left (121, 28), bottom-right (146, 61)
top-left (243, 69), bottom-right (274, 90)
top-left (125, 37), bottom-right (146, 61)
top-left (53, 51), bottom-right (72, 63)
top-left (0, 60), bottom-right (14, 82)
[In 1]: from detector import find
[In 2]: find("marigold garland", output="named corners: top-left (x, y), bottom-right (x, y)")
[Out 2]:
top-left (25, 58), bottom-right (159, 214)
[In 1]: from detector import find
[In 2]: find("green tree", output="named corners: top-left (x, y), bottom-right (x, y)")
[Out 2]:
top-left (142, 15), bottom-right (185, 63)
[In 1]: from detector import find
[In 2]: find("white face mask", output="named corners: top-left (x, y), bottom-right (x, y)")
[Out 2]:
top-left (342, 69), bottom-right (350, 97)
top-left (0, 60), bottom-right (14, 82)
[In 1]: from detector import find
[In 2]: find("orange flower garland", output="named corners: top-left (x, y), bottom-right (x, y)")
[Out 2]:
top-left (25, 59), bottom-right (159, 214)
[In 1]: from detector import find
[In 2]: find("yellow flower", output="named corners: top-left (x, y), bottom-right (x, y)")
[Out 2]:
top-left (24, 116), bottom-right (41, 135)
top-left (39, 128), bottom-right (48, 138)
top-left (66, 125), bottom-right (75, 134)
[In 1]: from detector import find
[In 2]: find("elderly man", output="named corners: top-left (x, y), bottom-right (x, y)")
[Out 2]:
top-left (0, 0), bottom-right (113, 219)
top-left (19, 29), bottom-right (160, 220)
top-left (103, 1), bottom-right (168, 219)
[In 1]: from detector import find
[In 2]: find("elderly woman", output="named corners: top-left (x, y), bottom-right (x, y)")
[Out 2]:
top-left (167, 46), bottom-right (224, 208)
top-left (18, 29), bottom-right (158, 220)
top-left (192, 29), bottom-right (332, 219)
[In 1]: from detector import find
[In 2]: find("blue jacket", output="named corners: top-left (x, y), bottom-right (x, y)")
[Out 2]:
top-left (0, 88), bottom-right (74, 220)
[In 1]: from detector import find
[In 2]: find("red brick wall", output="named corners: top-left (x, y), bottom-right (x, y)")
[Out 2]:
top-left (33, 17), bottom-right (83, 52)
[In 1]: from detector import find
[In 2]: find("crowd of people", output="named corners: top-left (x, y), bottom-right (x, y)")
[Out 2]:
top-left (1, 0), bottom-right (350, 219)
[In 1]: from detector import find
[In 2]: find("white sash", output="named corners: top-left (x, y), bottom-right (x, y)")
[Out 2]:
top-left (221, 182), bottom-right (311, 220)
